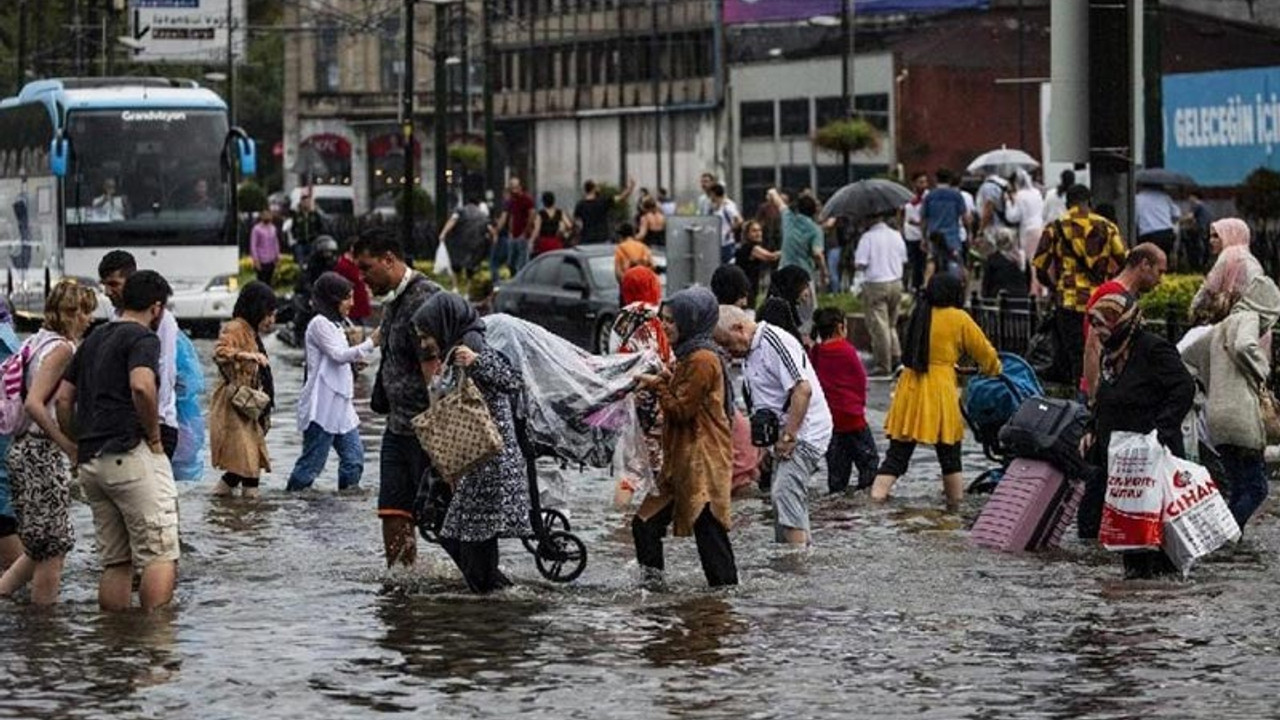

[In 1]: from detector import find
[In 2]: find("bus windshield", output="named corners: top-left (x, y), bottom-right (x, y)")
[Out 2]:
top-left (64, 108), bottom-right (230, 248)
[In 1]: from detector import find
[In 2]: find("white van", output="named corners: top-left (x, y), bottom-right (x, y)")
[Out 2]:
top-left (289, 185), bottom-right (354, 217)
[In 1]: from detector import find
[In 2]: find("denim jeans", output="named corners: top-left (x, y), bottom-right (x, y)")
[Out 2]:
top-left (1218, 444), bottom-right (1268, 532)
top-left (489, 233), bottom-right (511, 280)
top-left (508, 237), bottom-right (529, 274)
top-left (287, 422), bottom-right (364, 491)
top-left (826, 246), bottom-right (842, 293)
top-left (826, 428), bottom-right (879, 493)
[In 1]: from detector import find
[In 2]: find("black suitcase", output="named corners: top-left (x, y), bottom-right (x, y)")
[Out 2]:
top-left (998, 396), bottom-right (1089, 476)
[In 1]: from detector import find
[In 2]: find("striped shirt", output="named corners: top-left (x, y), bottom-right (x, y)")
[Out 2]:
top-left (743, 322), bottom-right (832, 452)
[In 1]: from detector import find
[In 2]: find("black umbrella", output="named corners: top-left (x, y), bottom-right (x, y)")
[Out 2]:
top-left (1136, 167), bottom-right (1196, 188)
top-left (820, 179), bottom-right (914, 221)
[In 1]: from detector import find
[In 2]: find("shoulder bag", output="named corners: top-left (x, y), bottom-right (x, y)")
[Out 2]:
top-left (411, 359), bottom-right (503, 483)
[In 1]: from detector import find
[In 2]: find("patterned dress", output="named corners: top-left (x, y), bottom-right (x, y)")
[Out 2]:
top-left (439, 348), bottom-right (533, 543)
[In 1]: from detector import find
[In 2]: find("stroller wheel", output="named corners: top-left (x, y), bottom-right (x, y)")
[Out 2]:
top-left (534, 531), bottom-right (587, 583)
top-left (522, 508), bottom-right (573, 554)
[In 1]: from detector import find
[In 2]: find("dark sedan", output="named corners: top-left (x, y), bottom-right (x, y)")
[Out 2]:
top-left (492, 246), bottom-right (633, 353)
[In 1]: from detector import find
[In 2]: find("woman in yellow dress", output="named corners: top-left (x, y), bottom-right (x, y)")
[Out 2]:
top-left (870, 273), bottom-right (1000, 507)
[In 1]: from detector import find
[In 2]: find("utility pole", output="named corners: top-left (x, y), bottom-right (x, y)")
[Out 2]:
top-left (226, 0), bottom-right (236, 126)
top-left (482, 0), bottom-right (497, 202)
top-left (402, 0), bottom-right (415, 252)
top-left (434, 1), bottom-right (450, 232)
top-left (841, 0), bottom-right (855, 184)
top-left (651, 0), bottom-right (661, 195)
top-left (17, 0), bottom-right (28, 92)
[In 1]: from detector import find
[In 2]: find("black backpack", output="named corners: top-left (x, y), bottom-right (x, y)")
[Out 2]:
top-left (998, 396), bottom-right (1089, 477)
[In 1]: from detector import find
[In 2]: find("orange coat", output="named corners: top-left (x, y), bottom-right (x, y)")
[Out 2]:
top-left (209, 318), bottom-right (271, 477)
top-left (639, 349), bottom-right (733, 535)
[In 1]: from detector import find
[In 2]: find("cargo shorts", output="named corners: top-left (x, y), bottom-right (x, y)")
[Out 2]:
top-left (79, 441), bottom-right (180, 570)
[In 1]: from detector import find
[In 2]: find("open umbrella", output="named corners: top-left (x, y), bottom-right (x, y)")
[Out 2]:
top-left (1136, 167), bottom-right (1196, 188)
top-left (820, 178), bottom-right (914, 221)
top-left (967, 146), bottom-right (1039, 176)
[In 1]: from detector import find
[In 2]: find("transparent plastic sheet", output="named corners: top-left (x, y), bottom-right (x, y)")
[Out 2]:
top-left (611, 395), bottom-right (658, 501)
top-left (484, 314), bottom-right (659, 468)
top-left (172, 332), bottom-right (207, 482)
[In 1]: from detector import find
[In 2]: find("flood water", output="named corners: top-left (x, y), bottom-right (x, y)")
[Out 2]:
top-left (1, 334), bottom-right (1278, 719)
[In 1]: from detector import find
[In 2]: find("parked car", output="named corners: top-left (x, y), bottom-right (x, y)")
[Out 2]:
top-left (493, 246), bottom-right (663, 353)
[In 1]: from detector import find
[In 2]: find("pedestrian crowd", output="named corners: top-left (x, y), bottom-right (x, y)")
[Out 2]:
top-left (0, 163), bottom-right (1264, 610)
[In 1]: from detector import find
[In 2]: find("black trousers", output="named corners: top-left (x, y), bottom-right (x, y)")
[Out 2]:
top-left (906, 241), bottom-right (927, 290)
top-left (161, 424), bottom-right (179, 461)
top-left (632, 502), bottom-right (738, 587)
top-left (439, 537), bottom-right (510, 594)
top-left (1054, 308), bottom-right (1086, 385)
top-left (1138, 229), bottom-right (1176, 258)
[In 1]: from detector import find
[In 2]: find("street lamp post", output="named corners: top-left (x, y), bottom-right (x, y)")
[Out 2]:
top-left (811, 3), bottom-right (855, 184)
top-left (433, 1), bottom-right (450, 234)
top-left (402, 0), bottom-right (415, 254)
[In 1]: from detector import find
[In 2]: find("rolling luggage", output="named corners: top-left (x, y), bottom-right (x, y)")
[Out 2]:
top-left (971, 458), bottom-right (1082, 552)
top-left (998, 396), bottom-right (1089, 476)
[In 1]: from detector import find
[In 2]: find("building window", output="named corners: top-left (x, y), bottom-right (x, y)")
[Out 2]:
top-left (816, 165), bottom-right (847, 201)
top-left (379, 16), bottom-right (402, 94)
top-left (315, 22), bottom-right (340, 93)
top-left (741, 166), bottom-right (776, 214)
top-left (855, 93), bottom-right (891, 132)
top-left (779, 98), bottom-right (810, 137)
top-left (740, 100), bottom-right (774, 139)
top-left (780, 164), bottom-right (811, 193)
top-left (814, 96), bottom-right (847, 128)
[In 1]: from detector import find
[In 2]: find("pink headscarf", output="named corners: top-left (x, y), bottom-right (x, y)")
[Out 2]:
top-left (1203, 218), bottom-right (1256, 301)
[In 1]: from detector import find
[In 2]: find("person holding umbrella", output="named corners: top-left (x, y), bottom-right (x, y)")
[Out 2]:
top-left (1135, 177), bottom-right (1184, 257)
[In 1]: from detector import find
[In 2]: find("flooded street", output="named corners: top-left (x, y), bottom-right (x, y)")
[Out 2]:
top-left (1, 334), bottom-right (1279, 719)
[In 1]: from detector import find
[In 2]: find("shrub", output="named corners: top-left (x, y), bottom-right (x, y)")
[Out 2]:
top-left (1138, 273), bottom-right (1203, 321)
top-left (813, 118), bottom-right (881, 156)
top-left (1237, 168), bottom-right (1280, 222)
top-left (237, 181), bottom-right (268, 213)
top-left (238, 255), bottom-right (299, 291)
top-left (448, 144), bottom-right (486, 172)
top-left (394, 186), bottom-right (434, 221)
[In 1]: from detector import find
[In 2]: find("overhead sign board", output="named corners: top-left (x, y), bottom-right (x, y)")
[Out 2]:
top-left (129, 0), bottom-right (246, 64)
top-left (1163, 66), bottom-right (1280, 187)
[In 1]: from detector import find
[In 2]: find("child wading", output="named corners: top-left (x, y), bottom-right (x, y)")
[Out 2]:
top-left (809, 308), bottom-right (879, 493)
top-left (287, 272), bottom-right (381, 492)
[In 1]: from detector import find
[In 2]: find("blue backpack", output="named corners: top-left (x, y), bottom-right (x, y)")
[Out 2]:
top-left (963, 352), bottom-right (1044, 442)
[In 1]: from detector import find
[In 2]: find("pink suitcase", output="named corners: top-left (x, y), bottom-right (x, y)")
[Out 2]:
top-left (971, 458), bottom-right (1082, 552)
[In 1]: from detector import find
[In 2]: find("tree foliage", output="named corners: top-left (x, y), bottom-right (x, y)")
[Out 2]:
top-left (813, 118), bottom-right (881, 156)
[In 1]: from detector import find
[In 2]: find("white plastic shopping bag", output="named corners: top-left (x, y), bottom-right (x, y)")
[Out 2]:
top-left (1100, 431), bottom-right (1165, 551)
top-left (1160, 454), bottom-right (1240, 575)
top-left (433, 239), bottom-right (452, 276)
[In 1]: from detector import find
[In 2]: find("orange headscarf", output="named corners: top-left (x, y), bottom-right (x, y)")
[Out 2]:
top-left (621, 266), bottom-right (662, 306)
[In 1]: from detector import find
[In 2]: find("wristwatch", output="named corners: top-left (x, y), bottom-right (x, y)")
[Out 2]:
top-left (781, 431), bottom-right (796, 444)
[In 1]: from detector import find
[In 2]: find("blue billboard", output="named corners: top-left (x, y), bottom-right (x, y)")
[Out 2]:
top-left (1163, 66), bottom-right (1280, 187)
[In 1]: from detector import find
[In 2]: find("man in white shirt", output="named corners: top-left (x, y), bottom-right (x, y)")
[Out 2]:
top-left (695, 172), bottom-right (717, 216)
top-left (710, 183), bottom-right (742, 265)
top-left (97, 250), bottom-right (179, 458)
top-left (899, 172), bottom-right (929, 290)
top-left (91, 179), bottom-right (126, 222)
top-left (855, 213), bottom-right (909, 376)
top-left (716, 305), bottom-right (832, 546)
top-left (1135, 183), bottom-right (1183, 257)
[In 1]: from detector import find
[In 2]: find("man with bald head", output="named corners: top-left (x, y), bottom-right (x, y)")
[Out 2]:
top-left (1081, 242), bottom-right (1167, 400)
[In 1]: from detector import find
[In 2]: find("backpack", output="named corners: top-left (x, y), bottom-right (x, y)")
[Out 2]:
top-left (0, 334), bottom-right (62, 436)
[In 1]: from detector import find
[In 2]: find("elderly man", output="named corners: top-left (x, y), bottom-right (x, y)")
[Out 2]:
top-left (716, 304), bottom-right (831, 545)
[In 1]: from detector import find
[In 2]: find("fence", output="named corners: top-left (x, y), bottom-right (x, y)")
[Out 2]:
top-left (968, 291), bottom-right (1280, 392)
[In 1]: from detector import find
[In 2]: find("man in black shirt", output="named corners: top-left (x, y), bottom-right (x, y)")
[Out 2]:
top-left (573, 177), bottom-right (634, 244)
top-left (57, 270), bottom-right (178, 612)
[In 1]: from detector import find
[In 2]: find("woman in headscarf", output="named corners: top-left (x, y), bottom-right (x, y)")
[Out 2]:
top-left (633, 287), bottom-right (737, 587)
top-left (870, 273), bottom-right (1001, 508)
top-left (412, 292), bottom-right (531, 593)
top-left (608, 267), bottom-right (672, 507)
top-left (1191, 218), bottom-right (1262, 323)
top-left (757, 265), bottom-right (812, 344)
top-left (211, 281), bottom-right (277, 499)
top-left (1079, 291), bottom-right (1195, 578)
top-left (981, 227), bottom-right (1030, 298)
top-left (1181, 274), bottom-right (1280, 533)
top-left (286, 272), bottom-right (382, 492)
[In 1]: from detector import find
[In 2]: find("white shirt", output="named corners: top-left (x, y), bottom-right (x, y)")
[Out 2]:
top-left (855, 221), bottom-right (908, 283)
top-left (116, 308), bottom-right (178, 427)
top-left (960, 190), bottom-right (976, 243)
top-left (743, 322), bottom-right (832, 452)
top-left (716, 199), bottom-right (741, 247)
top-left (902, 192), bottom-right (927, 242)
top-left (1042, 187), bottom-right (1068, 225)
top-left (297, 315), bottom-right (376, 434)
top-left (1135, 188), bottom-right (1181, 235)
top-left (1005, 188), bottom-right (1046, 237)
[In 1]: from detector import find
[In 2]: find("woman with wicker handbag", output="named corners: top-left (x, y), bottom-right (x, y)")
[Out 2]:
top-left (210, 282), bottom-right (277, 499)
top-left (411, 292), bottom-right (532, 593)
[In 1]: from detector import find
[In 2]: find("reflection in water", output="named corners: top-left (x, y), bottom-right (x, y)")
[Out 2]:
top-left (639, 596), bottom-right (741, 669)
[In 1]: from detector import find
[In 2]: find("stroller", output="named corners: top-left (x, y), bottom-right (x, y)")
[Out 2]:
top-left (960, 352), bottom-right (1043, 494)
top-left (414, 314), bottom-right (660, 583)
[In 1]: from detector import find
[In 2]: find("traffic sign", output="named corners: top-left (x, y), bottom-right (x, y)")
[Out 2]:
top-left (129, 0), bottom-right (246, 64)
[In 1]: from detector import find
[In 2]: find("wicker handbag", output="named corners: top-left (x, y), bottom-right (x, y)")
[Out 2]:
top-left (411, 365), bottom-right (503, 483)
top-left (1260, 387), bottom-right (1280, 445)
